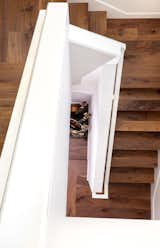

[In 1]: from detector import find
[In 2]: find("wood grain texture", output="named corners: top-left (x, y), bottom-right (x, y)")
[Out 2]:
top-left (110, 167), bottom-right (154, 184)
top-left (114, 132), bottom-right (160, 150)
top-left (69, 3), bottom-right (88, 30)
top-left (0, 0), bottom-right (40, 155)
top-left (107, 20), bottom-right (160, 92)
top-left (89, 11), bottom-right (107, 35)
top-left (112, 150), bottom-right (157, 168)
top-left (116, 112), bottom-right (160, 131)
top-left (119, 89), bottom-right (160, 111)
top-left (67, 159), bottom-right (151, 219)
top-left (69, 138), bottom-right (87, 160)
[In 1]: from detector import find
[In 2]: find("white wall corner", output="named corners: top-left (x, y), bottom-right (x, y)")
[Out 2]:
top-left (151, 151), bottom-right (160, 220)
top-left (88, 0), bottom-right (160, 19)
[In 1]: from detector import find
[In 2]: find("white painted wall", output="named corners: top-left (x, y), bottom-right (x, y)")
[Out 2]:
top-left (69, 24), bottom-right (123, 84)
top-left (77, 64), bottom-right (117, 195)
top-left (69, 0), bottom-right (160, 18)
top-left (46, 217), bottom-right (160, 248)
top-left (100, 0), bottom-right (160, 13)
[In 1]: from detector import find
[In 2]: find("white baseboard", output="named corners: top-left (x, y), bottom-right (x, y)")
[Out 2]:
top-left (151, 151), bottom-right (160, 220)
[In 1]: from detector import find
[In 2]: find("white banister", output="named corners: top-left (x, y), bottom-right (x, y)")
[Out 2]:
top-left (0, 3), bottom-right (70, 247)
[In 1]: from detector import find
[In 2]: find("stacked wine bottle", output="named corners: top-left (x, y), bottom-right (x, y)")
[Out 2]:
top-left (70, 102), bottom-right (91, 139)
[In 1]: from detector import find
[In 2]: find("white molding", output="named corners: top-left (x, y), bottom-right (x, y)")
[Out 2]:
top-left (151, 151), bottom-right (160, 220)
top-left (0, 4), bottom-right (70, 247)
top-left (95, 0), bottom-right (160, 18)
top-left (69, 0), bottom-right (160, 18)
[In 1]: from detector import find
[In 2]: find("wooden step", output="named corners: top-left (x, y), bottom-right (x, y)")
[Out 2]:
top-left (110, 167), bottom-right (154, 184)
top-left (76, 184), bottom-right (150, 210)
top-left (76, 205), bottom-right (150, 219)
top-left (114, 131), bottom-right (160, 150)
top-left (112, 150), bottom-right (157, 168)
top-left (119, 89), bottom-right (160, 111)
top-left (117, 119), bottom-right (160, 131)
top-left (121, 76), bottom-right (160, 89)
top-left (0, 63), bottom-right (23, 82)
top-left (77, 176), bottom-right (151, 200)
top-left (69, 3), bottom-right (88, 30)
top-left (116, 111), bottom-right (160, 131)
top-left (120, 89), bottom-right (160, 99)
top-left (119, 99), bottom-right (160, 111)
top-left (109, 183), bottom-right (150, 200)
top-left (89, 11), bottom-right (107, 36)
top-left (75, 184), bottom-right (150, 219)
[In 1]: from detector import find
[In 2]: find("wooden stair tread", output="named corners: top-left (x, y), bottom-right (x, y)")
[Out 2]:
top-left (76, 206), bottom-right (150, 219)
top-left (76, 184), bottom-right (150, 210)
top-left (121, 76), bottom-right (160, 89)
top-left (120, 89), bottom-right (160, 100)
top-left (117, 111), bottom-right (160, 121)
top-left (116, 112), bottom-right (160, 131)
top-left (112, 150), bottom-right (157, 168)
top-left (110, 167), bottom-right (154, 184)
top-left (116, 119), bottom-right (160, 131)
top-left (0, 63), bottom-right (23, 82)
top-left (119, 99), bottom-right (160, 111)
top-left (109, 183), bottom-right (150, 200)
top-left (114, 131), bottom-right (160, 150)
top-left (119, 89), bottom-right (160, 111)
top-left (69, 3), bottom-right (88, 30)
top-left (75, 177), bottom-right (151, 218)
top-left (89, 11), bottom-right (107, 36)
top-left (77, 176), bottom-right (151, 200)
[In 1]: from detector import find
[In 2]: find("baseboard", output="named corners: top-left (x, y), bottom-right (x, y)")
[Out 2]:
top-left (151, 151), bottom-right (160, 220)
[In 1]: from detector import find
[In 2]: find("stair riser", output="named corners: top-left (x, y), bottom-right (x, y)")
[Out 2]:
top-left (114, 132), bottom-right (160, 150)
top-left (110, 168), bottom-right (154, 184)
top-left (112, 151), bottom-right (157, 168)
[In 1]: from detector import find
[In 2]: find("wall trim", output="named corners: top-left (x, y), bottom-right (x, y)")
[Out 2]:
top-left (151, 151), bottom-right (160, 220)
top-left (89, 0), bottom-right (160, 18)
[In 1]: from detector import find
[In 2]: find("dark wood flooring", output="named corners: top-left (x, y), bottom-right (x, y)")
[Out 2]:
top-left (0, 0), bottom-right (43, 154)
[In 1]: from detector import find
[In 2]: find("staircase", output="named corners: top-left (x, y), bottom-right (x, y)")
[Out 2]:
top-left (0, 1), bottom-right (159, 220)
top-left (67, 2), bottom-right (160, 219)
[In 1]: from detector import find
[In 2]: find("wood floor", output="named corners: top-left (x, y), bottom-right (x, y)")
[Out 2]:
top-left (1, 1), bottom-right (160, 219)
top-left (0, 0), bottom-right (42, 154)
